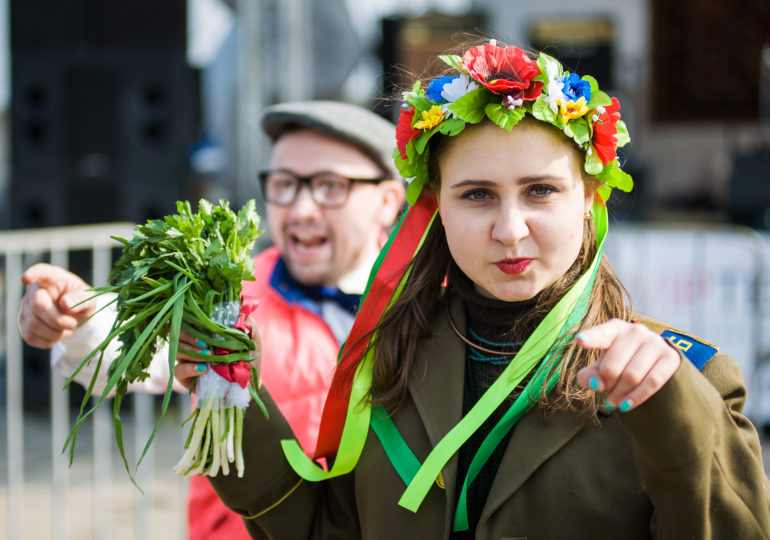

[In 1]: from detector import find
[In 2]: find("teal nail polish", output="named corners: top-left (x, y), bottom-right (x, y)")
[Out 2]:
top-left (576, 332), bottom-right (588, 344)
top-left (589, 376), bottom-right (600, 392)
top-left (195, 364), bottom-right (206, 372)
top-left (200, 348), bottom-right (210, 355)
top-left (619, 399), bottom-right (633, 413)
top-left (604, 399), bottom-right (615, 411)
top-left (195, 338), bottom-right (206, 347)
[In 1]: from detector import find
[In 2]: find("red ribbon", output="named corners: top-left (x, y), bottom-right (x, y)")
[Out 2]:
top-left (313, 193), bottom-right (438, 458)
top-left (209, 295), bottom-right (260, 389)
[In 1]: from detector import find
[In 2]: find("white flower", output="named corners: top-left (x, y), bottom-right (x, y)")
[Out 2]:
top-left (544, 81), bottom-right (565, 114)
top-left (441, 74), bottom-right (479, 103)
top-left (441, 75), bottom-right (479, 118)
top-left (543, 58), bottom-right (566, 114)
top-left (596, 105), bottom-right (606, 115)
top-left (544, 57), bottom-right (560, 81)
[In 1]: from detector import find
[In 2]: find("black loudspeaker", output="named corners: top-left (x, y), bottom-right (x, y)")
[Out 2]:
top-left (10, 0), bottom-right (197, 228)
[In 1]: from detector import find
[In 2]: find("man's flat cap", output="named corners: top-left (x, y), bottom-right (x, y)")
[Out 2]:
top-left (260, 100), bottom-right (398, 179)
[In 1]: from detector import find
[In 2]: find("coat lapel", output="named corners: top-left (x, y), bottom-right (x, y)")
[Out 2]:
top-left (406, 294), bottom-right (467, 531)
top-left (478, 406), bottom-right (587, 527)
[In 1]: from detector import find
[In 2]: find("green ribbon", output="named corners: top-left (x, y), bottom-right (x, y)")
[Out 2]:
top-left (379, 200), bottom-right (608, 517)
top-left (452, 243), bottom-right (600, 530)
top-left (283, 198), bottom-right (609, 524)
top-left (280, 347), bottom-right (374, 480)
top-left (281, 202), bottom-right (439, 480)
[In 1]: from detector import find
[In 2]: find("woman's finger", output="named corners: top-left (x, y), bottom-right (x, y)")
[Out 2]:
top-left (576, 320), bottom-right (647, 393)
top-left (602, 339), bottom-right (659, 407)
top-left (244, 316), bottom-right (263, 372)
top-left (609, 349), bottom-right (680, 411)
top-left (173, 359), bottom-right (208, 390)
top-left (574, 318), bottom-right (630, 351)
top-left (577, 320), bottom-right (681, 412)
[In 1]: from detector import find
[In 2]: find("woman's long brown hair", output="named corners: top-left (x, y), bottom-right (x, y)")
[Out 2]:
top-left (366, 117), bottom-right (632, 421)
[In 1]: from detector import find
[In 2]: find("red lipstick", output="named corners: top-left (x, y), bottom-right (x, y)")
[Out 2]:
top-left (496, 258), bottom-right (531, 275)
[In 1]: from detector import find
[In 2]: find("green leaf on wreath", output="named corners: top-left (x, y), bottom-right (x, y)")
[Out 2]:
top-left (585, 150), bottom-right (604, 175)
top-left (448, 88), bottom-right (489, 123)
top-left (439, 54), bottom-right (463, 72)
top-left (615, 120), bottom-right (630, 148)
top-left (485, 104), bottom-right (525, 131)
top-left (532, 97), bottom-right (557, 124)
top-left (568, 117), bottom-right (590, 146)
top-left (587, 89), bottom-right (612, 108)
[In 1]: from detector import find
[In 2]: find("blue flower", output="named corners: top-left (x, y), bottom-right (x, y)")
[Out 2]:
top-left (560, 73), bottom-right (591, 103)
top-left (426, 76), bottom-right (457, 103)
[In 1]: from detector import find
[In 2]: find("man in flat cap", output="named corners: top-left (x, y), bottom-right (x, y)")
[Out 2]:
top-left (18, 100), bottom-right (405, 539)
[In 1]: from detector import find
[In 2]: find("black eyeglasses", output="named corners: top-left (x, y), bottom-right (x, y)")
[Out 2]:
top-left (258, 169), bottom-right (388, 207)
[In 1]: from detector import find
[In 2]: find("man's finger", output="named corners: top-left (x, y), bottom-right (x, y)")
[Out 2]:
top-left (59, 290), bottom-right (97, 318)
top-left (19, 309), bottom-right (73, 348)
top-left (28, 285), bottom-right (78, 331)
top-left (22, 263), bottom-right (90, 303)
top-left (22, 263), bottom-right (70, 291)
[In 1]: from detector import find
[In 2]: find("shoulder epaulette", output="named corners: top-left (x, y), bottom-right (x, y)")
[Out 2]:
top-left (633, 317), bottom-right (719, 370)
top-left (659, 328), bottom-right (718, 370)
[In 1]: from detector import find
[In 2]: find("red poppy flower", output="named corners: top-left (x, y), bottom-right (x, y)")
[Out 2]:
top-left (461, 44), bottom-right (543, 99)
top-left (592, 97), bottom-right (621, 165)
top-left (396, 106), bottom-right (419, 159)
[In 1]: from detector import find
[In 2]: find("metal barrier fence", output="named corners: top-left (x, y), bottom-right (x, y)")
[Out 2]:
top-left (606, 223), bottom-right (768, 422)
top-left (2, 221), bottom-right (770, 539)
top-left (0, 223), bottom-right (189, 540)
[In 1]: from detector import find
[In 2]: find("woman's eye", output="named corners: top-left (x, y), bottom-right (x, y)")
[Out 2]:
top-left (530, 184), bottom-right (556, 197)
top-left (462, 189), bottom-right (490, 201)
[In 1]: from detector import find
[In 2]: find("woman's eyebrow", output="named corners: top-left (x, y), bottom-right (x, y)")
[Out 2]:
top-left (447, 179), bottom-right (496, 189)
top-left (517, 174), bottom-right (564, 185)
top-left (448, 175), bottom-right (565, 189)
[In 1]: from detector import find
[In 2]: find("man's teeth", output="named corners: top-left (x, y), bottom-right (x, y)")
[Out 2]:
top-left (293, 235), bottom-right (325, 247)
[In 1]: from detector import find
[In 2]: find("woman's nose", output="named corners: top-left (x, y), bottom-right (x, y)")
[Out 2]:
top-left (491, 205), bottom-right (529, 245)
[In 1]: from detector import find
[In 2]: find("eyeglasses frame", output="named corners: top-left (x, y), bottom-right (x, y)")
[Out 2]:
top-left (258, 169), bottom-right (389, 208)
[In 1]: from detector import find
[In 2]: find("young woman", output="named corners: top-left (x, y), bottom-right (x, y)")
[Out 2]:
top-left (177, 41), bottom-right (770, 539)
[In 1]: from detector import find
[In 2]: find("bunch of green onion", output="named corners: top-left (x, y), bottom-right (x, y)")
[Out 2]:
top-left (64, 199), bottom-right (266, 483)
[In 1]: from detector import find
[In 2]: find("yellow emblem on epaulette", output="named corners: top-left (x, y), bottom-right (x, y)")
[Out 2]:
top-left (660, 329), bottom-right (717, 370)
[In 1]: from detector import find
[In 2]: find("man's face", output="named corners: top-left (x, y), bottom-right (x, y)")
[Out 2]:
top-left (266, 129), bottom-right (400, 287)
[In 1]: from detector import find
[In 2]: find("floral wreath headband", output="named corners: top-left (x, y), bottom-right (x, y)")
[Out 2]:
top-left (394, 41), bottom-right (634, 206)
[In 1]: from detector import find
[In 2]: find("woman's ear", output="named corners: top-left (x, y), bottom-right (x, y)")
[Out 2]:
top-left (584, 182), bottom-right (598, 215)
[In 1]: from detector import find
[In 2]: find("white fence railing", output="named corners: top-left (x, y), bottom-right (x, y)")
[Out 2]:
top-left (0, 223), bottom-right (189, 540)
top-left (2, 221), bottom-right (770, 539)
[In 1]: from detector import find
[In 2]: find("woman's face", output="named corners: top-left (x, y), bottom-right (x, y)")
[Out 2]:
top-left (437, 120), bottom-right (594, 302)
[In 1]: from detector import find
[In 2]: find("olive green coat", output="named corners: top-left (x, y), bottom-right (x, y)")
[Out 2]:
top-left (210, 299), bottom-right (770, 539)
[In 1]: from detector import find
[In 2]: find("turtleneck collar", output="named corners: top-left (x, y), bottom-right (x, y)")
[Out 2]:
top-left (448, 260), bottom-right (543, 343)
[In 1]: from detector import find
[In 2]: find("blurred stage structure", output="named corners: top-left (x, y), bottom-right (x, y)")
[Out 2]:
top-left (9, 0), bottom-right (197, 229)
